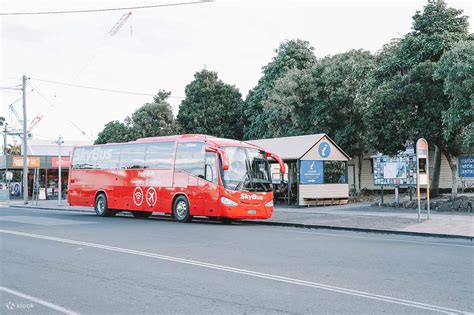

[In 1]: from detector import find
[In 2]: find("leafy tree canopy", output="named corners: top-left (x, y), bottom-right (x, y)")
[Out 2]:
top-left (244, 39), bottom-right (316, 139)
top-left (177, 69), bottom-right (244, 139)
top-left (95, 120), bottom-right (132, 145)
top-left (434, 40), bottom-right (474, 152)
top-left (127, 90), bottom-right (177, 139)
top-left (95, 90), bottom-right (177, 144)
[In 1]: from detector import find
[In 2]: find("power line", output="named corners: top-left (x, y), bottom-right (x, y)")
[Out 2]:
top-left (0, 0), bottom-right (212, 16)
top-left (31, 78), bottom-right (185, 98)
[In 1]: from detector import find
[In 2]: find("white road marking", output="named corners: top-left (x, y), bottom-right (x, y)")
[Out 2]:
top-left (1, 229), bottom-right (471, 314)
top-left (0, 286), bottom-right (78, 315)
top-left (264, 227), bottom-right (474, 248)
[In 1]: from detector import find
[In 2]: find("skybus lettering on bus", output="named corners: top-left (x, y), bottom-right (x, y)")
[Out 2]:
top-left (68, 134), bottom-right (285, 223)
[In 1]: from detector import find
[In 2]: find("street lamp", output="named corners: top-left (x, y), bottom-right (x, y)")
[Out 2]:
top-left (56, 136), bottom-right (64, 206)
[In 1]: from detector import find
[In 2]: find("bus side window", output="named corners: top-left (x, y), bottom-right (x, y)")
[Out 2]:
top-left (205, 152), bottom-right (217, 184)
top-left (119, 144), bottom-right (146, 169)
top-left (175, 142), bottom-right (205, 178)
top-left (144, 142), bottom-right (175, 169)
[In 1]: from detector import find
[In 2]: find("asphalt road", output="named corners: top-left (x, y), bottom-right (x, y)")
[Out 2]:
top-left (0, 206), bottom-right (473, 314)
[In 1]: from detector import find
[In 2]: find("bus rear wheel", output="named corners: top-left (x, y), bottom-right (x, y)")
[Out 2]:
top-left (132, 211), bottom-right (152, 218)
top-left (173, 196), bottom-right (192, 223)
top-left (94, 193), bottom-right (114, 217)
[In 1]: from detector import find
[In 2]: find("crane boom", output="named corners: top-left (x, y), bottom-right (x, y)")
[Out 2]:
top-left (108, 12), bottom-right (132, 36)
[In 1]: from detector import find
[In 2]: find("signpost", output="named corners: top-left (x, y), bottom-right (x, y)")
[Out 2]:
top-left (459, 155), bottom-right (474, 193)
top-left (416, 138), bottom-right (430, 222)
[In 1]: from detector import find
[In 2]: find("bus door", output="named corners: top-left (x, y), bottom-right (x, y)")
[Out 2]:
top-left (202, 152), bottom-right (219, 217)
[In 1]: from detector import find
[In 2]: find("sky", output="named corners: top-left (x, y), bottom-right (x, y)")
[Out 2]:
top-left (1, 0), bottom-right (472, 144)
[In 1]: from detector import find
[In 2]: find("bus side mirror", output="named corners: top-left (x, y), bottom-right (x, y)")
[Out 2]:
top-left (265, 152), bottom-right (286, 174)
top-left (206, 146), bottom-right (229, 171)
top-left (219, 150), bottom-right (229, 171)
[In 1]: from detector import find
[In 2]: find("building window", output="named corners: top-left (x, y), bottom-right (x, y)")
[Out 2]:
top-left (324, 161), bottom-right (347, 184)
top-left (175, 142), bottom-right (205, 178)
top-left (145, 142), bottom-right (175, 169)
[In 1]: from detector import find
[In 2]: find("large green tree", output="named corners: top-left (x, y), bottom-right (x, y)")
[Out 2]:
top-left (361, 1), bottom-right (470, 198)
top-left (177, 69), bottom-right (244, 139)
top-left (434, 40), bottom-right (474, 195)
top-left (261, 50), bottom-right (373, 190)
top-left (95, 120), bottom-right (133, 145)
top-left (243, 39), bottom-right (316, 139)
top-left (127, 90), bottom-right (177, 139)
top-left (95, 90), bottom-right (177, 144)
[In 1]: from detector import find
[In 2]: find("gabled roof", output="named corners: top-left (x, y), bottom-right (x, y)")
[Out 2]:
top-left (248, 133), bottom-right (350, 161)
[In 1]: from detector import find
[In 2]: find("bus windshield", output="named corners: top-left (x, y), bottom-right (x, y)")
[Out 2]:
top-left (221, 146), bottom-right (272, 192)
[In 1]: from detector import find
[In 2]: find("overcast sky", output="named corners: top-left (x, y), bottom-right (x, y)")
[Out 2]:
top-left (1, 0), bottom-right (472, 143)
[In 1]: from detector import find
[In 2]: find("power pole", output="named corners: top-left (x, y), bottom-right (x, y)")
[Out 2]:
top-left (56, 136), bottom-right (64, 206)
top-left (3, 123), bottom-right (7, 155)
top-left (22, 75), bottom-right (28, 205)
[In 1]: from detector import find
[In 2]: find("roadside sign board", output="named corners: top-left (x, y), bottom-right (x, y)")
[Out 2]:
top-left (12, 156), bottom-right (40, 168)
top-left (372, 154), bottom-right (417, 186)
top-left (300, 160), bottom-right (324, 184)
top-left (459, 156), bottom-right (474, 178)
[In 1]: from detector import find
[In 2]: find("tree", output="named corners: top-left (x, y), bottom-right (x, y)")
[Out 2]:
top-left (127, 90), bottom-right (177, 139)
top-left (95, 120), bottom-right (133, 145)
top-left (309, 50), bottom-right (374, 192)
top-left (361, 1), bottom-right (470, 198)
top-left (261, 50), bottom-right (374, 191)
top-left (5, 143), bottom-right (21, 155)
top-left (243, 39), bottom-right (316, 139)
top-left (95, 90), bottom-right (177, 144)
top-left (177, 69), bottom-right (244, 139)
top-left (434, 40), bottom-right (474, 198)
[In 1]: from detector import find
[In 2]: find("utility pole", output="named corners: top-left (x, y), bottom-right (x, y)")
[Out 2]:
top-left (56, 136), bottom-right (64, 206)
top-left (3, 123), bottom-right (7, 156)
top-left (22, 75), bottom-right (28, 205)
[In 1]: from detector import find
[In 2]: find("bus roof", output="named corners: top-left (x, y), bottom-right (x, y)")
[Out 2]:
top-left (78, 134), bottom-right (266, 152)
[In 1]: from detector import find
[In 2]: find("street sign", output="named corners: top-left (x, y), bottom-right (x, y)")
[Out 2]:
top-left (459, 156), bottom-right (474, 178)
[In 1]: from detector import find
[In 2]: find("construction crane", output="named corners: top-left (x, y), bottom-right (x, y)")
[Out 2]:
top-left (8, 104), bottom-right (44, 138)
top-left (108, 12), bottom-right (132, 37)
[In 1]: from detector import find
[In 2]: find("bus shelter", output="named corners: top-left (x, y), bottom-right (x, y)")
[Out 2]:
top-left (249, 134), bottom-right (350, 206)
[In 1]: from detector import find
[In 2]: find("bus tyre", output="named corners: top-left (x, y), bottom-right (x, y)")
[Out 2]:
top-left (173, 196), bottom-right (192, 223)
top-left (94, 193), bottom-right (113, 217)
top-left (132, 211), bottom-right (152, 218)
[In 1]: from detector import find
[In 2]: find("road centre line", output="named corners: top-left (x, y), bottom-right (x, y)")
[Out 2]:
top-left (263, 227), bottom-right (474, 248)
top-left (0, 286), bottom-right (78, 315)
top-left (1, 229), bottom-right (471, 314)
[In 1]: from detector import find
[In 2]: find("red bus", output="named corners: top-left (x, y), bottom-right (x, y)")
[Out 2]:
top-left (68, 134), bottom-right (285, 222)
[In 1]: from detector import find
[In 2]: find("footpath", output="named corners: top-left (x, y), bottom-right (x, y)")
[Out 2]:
top-left (2, 199), bottom-right (473, 240)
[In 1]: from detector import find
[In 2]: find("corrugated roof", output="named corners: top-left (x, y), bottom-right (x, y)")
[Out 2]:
top-left (248, 134), bottom-right (327, 160)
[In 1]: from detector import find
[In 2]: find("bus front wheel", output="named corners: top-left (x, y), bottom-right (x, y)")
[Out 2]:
top-left (94, 193), bottom-right (114, 217)
top-left (173, 196), bottom-right (192, 223)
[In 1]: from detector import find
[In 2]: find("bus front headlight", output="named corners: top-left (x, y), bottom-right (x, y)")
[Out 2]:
top-left (265, 200), bottom-right (274, 207)
top-left (221, 197), bottom-right (238, 207)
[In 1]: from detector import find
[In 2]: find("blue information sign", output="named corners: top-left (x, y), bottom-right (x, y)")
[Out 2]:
top-left (318, 142), bottom-right (331, 158)
top-left (459, 156), bottom-right (474, 178)
top-left (300, 160), bottom-right (324, 184)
